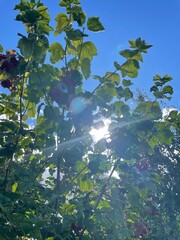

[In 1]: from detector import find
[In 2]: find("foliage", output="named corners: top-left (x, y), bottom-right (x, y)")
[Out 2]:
top-left (0, 0), bottom-right (179, 239)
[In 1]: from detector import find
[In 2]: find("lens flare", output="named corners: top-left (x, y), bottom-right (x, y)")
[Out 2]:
top-left (70, 97), bottom-right (88, 115)
top-left (90, 119), bottom-right (111, 142)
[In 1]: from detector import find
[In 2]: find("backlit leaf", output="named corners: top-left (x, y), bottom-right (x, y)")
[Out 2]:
top-left (55, 13), bottom-right (69, 35)
top-left (81, 58), bottom-right (91, 79)
top-left (12, 182), bottom-right (18, 193)
top-left (104, 72), bottom-right (120, 85)
top-left (121, 59), bottom-right (139, 78)
top-left (49, 42), bottom-right (65, 63)
top-left (79, 177), bottom-right (92, 192)
top-left (78, 41), bottom-right (97, 62)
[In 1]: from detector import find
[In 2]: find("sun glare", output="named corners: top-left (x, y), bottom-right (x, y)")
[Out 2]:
top-left (90, 119), bottom-right (111, 142)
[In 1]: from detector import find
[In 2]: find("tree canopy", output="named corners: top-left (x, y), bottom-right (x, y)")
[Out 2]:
top-left (0, 0), bottom-right (179, 239)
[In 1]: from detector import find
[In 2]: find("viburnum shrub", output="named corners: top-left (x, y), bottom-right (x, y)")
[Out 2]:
top-left (0, 0), bottom-right (179, 240)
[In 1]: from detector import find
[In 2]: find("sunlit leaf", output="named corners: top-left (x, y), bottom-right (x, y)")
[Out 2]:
top-left (55, 13), bottom-right (69, 35)
top-left (81, 58), bottom-right (91, 79)
top-left (49, 42), bottom-right (65, 63)
top-left (104, 72), bottom-right (120, 85)
top-left (121, 59), bottom-right (139, 78)
top-left (12, 182), bottom-right (18, 193)
top-left (78, 41), bottom-right (97, 61)
top-left (0, 44), bottom-right (3, 52)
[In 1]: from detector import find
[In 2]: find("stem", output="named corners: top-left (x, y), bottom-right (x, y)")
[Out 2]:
top-left (3, 75), bottom-right (25, 195)
top-left (91, 69), bottom-right (118, 95)
top-left (70, 164), bottom-right (88, 183)
top-left (37, 70), bottom-right (55, 113)
top-left (75, 28), bottom-right (85, 70)
top-left (79, 158), bottom-right (120, 239)
top-left (94, 158), bottom-right (120, 210)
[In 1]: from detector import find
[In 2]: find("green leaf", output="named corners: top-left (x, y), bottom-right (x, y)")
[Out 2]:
top-left (111, 101), bottom-right (125, 117)
top-left (104, 72), bottom-right (120, 85)
top-left (161, 74), bottom-right (173, 83)
top-left (124, 87), bottom-right (133, 101)
top-left (153, 74), bottom-right (161, 81)
top-left (18, 37), bottom-right (34, 58)
top-left (66, 29), bottom-right (83, 41)
top-left (81, 58), bottom-right (91, 79)
top-left (150, 86), bottom-right (158, 92)
top-left (120, 49), bottom-right (143, 62)
top-left (162, 85), bottom-right (174, 95)
top-left (38, 20), bottom-right (53, 35)
top-left (27, 102), bottom-right (36, 118)
top-left (78, 41), bottom-right (98, 62)
top-left (12, 182), bottom-right (18, 193)
top-left (0, 44), bottom-right (3, 52)
top-left (122, 79), bottom-right (133, 87)
top-left (55, 13), bottom-right (69, 35)
top-left (135, 101), bottom-right (162, 120)
top-left (71, 5), bottom-right (86, 26)
top-left (153, 90), bottom-right (164, 98)
top-left (135, 37), bottom-right (152, 52)
top-left (114, 61), bottom-right (121, 70)
top-left (87, 17), bottom-right (105, 32)
top-left (121, 59), bottom-right (139, 78)
top-left (79, 177), bottom-right (92, 192)
top-left (0, 147), bottom-right (9, 157)
top-left (0, 120), bottom-right (17, 131)
top-left (158, 128), bottom-right (173, 144)
top-left (129, 39), bottom-right (136, 48)
top-left (49, 42), bottom-right (65, 63)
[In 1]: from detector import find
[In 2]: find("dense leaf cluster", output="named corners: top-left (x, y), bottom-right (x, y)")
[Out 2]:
top-left (0, 0), bottom-right (179, 239)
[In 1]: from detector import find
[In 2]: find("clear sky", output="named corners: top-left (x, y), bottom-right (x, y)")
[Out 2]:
top-left (1, 0), bottom-right (180, 109)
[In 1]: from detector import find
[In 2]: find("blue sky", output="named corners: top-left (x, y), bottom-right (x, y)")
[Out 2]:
top-left (1, 0), bottom-right (180, 109)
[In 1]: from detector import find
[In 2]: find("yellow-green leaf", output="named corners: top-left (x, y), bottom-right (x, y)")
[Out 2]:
top-left (104, 72), bottom-right (120, 85)
top-left (78, 41), bottom-right (97, 62)
top-left (49, 42), bottom-right (65, 63)
top-left (55, 13), bottom-right (69, 36)
top-left (12, 182), bottom-right (18, 193)
top-left (79, 177), bottom-right (92, 192)
top-left (81, 58), bottom-right (91, 79)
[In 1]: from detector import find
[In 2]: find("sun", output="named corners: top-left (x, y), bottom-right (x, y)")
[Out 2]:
top-left (89, 119), bottom-right (111, 142)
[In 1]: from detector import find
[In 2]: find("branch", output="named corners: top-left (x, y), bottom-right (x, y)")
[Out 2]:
top-left (94, 158), bottom-right (120, 210)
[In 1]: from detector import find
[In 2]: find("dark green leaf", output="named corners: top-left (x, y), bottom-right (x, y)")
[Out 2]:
top-left (122, 79), bottom-right (133, 87)
top-left (124, 88), bottom-right (133, 101)
top-left (162, 85), bottom-right (174, 95)
top-left (66, 29), bottom-right (83, 41)
top-left (18, 37), bottom-right (33, 58)
top-left (120, 49), bottom-right (143, 62)
top-left (87, 17), bottom-right (105, 32)
top-left (114, 61), bottom-right (121, 70)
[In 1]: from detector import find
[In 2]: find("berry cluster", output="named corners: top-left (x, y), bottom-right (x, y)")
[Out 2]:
top-left (1, 78), bottom-right (16, 91)
top-left (0, 51), bottom-right (19, 91)
top-left (49, 71), bottom-right (80, 106)
top-left (136, 161), bottom-right (150, 172)
top-left (0, 50), bottom-right (19, 73)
